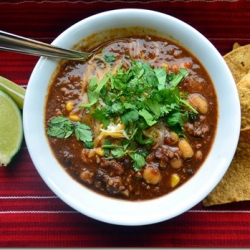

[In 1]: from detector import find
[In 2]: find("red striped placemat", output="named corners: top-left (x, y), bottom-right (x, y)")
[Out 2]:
top-left (0, 0), bottom-right (250, 247)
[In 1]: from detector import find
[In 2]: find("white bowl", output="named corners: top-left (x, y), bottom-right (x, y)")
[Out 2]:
top-left (23, 9), bottom-right (240, 226)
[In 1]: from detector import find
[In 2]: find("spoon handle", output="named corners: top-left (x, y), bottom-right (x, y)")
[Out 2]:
top-left (0, 30), bottom-right (91, 61)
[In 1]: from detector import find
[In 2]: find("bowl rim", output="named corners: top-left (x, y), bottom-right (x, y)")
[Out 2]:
top-left (23, 8), bottom-right (241, 226)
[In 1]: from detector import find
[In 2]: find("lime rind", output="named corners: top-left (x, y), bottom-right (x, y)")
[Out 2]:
top-left (0, 76), bottom-right (26, 109)
top-left (0, 89), bottom-right (23, 166)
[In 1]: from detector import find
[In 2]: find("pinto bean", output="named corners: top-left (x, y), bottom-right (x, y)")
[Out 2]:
top-left (188, 93), bottom-right (208, 114)
top-left (170, 158), bottom-right (183, 169)
top-left (143, 165), bottom-right (162, 185)
top-left (178, 139), bottom-right (194, 159)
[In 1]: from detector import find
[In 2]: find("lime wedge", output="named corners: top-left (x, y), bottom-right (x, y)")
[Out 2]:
top-left (0, 76), bottom-right (25, 109)
top-left (0, 90), bottom-right (23, 166)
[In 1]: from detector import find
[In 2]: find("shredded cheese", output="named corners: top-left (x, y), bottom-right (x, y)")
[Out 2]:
top-left (99, 123), bottom-right (130, 139)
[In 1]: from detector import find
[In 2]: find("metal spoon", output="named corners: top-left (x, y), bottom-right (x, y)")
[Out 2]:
top-left (0, 30), bottom-right (93, 61)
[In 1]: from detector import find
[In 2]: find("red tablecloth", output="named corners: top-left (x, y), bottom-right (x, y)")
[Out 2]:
top-left (0, 0), bottom-right (250, 247)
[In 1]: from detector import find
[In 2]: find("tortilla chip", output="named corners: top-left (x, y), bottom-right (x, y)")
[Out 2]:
top-left (232, 42), bottom-right (241, 50)
top-left (202, 129), bottom-right (250, 207)
top-left (237, 72), bottom-right (250, 88)
top-left (223, 44), bottom-right (250, 83)
top-left (235, 73), bottom-right (250, 129)
top-left (203, 44), bottom-right (250, 207)
top-left (237, 87), bottom-right (250, 130)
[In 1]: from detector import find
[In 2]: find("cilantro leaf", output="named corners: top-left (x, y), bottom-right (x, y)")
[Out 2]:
top-left (129, 152), bottom-right (146, 171)
top-left (131, 60), bottom-right (144, 78)
top-left (166, 111), bottom-right (185, 136)
top-left (91, 108), bottom-right (110, 128)
top-left (138, 109), bottom-right (157, 126)
top-left (154, 67), bottom-right (166, 90)
top-left (47, 116), bottom-right (94, 147)
top-left (123, 102), bottom-right (136, 110)
top-left (166, 111), bottom-right (183, 126)
top-left (179, 68), bottom-right (189, 77)
top-left (121, 110), bottom-right (139, 125)
top-left (84, 141), bottom-right (94, 149)
top-left (121, 139), bottom-right (137, 151)
top-left (79, 76), bottom-right (109, 108)
top-left (111, 102), bottom-right (124, 114)
top-left (75, 122), bottom-right (93, 142)
top-left (135, 131), bottom-right (154, 145)
top-left (108, 71), bottom-right (127, 90)
top-left (111, 148), bottom-right (126, 158)
top-left (168, 68), bottom-right (188, 87)
top-left (143, 99), bottom-right (162, 118)
top-left (104, 53), bottom-right (116, 64)
top-left (47, 116), bottom-right (74, 139)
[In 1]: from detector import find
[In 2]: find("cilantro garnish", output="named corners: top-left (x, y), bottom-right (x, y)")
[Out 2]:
top-left (104, 53), bottom-right (116, 64)
top-left (168, 68), bottom-right (189, 87)
top-left (129, 152), bottom-right (146, 172)
top-left (75, 122), bottom-right (93, 143)
top-left (121, 110), bottom-right (139, 125)
top-left (79, 77), bottom-right (109, 108)
top-left (77, 59), bottom-right (198, 171)
top-left (47, 116), bottom-right (93, 148)
top-left (47, 116), bottom-right (74, 139)
top-left (47, 58), bottom-right (199, 172)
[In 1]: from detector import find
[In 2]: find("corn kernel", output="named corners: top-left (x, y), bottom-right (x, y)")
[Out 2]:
top-left (170, 174), bottom-right (180, 188)
top-left (96, 148), bottom-right (104, 156)
top-left (68, 114), bottom-right (81, 122)
top-left (161, 62), bottom-right (169, 71)
top-left (66, 102), bottom-right (74, 112)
